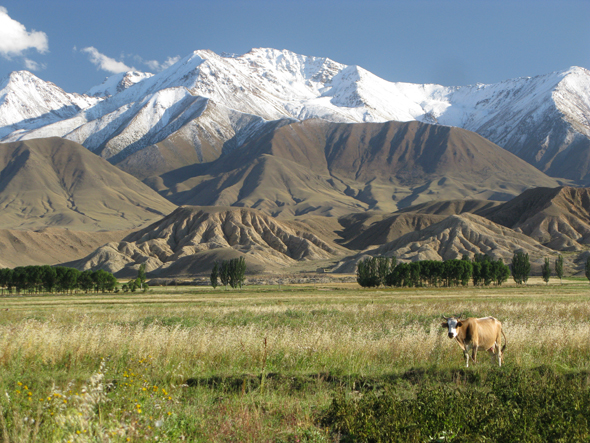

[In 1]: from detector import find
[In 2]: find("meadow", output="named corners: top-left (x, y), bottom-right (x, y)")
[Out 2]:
top-left (0, 278), bottom-right (589, 442)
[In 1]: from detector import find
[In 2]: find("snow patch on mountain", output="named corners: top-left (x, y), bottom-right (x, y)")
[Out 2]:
top-left (85, 71), bottom-right (153, 98)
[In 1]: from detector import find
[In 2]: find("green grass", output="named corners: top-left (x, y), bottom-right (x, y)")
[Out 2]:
top-left (0, 281), bottom-right (590, 441)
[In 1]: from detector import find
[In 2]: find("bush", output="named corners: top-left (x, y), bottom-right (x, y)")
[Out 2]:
top-left (321, 367), bottom-right (590, 442)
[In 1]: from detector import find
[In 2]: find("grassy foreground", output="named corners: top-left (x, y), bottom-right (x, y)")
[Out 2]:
top-left (0, 279), bottom-right (589, 442)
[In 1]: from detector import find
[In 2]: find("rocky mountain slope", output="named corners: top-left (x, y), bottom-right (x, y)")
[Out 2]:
top-left (480, 186), bottom-right (590, 250)
top-left (146, 119), bottom-right (559, 216)
top-left (64, 206), bottom-right (345, 277)
top-left (1, 49), bottom-right (590, 180)
top-left (333, 213), bottom-right (559, 274)
top-left (0, 137), bottom-right (176, 230)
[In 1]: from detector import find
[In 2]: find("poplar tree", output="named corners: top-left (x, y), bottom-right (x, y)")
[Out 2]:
top-left (511, 251), bottom-right (530, 285)
top-left (542, 257), bottom-right (551, 285)
top-left (210, 262), bottom-right (219, 289)
top-left (554, 255), bottom-right (564, 284)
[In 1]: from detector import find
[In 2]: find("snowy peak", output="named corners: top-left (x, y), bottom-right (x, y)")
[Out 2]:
top-left (85, 71), bottom-right (153, 98)
top-left (0, 70), bottom-right (100, 129)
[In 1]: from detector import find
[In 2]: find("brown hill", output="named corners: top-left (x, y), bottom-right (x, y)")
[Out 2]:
top-left (480, 186), bottom-right (590, 250)
top-left (0, 137), bottom-right (176, 230)
top-left (397, 199), bottom-right (503, 215)
top-left (0, 228), bottom-right (130, 268)
top-left (333, 213), bottom-right (558, 273)
top-left (333, 199), bottom-right (504, 251)
top-left (337, 212), bottom-right (448, 251)
top-left (146, 119), bottom-right (559, 218)
top-left (64, 206), bottom-right (346, 277)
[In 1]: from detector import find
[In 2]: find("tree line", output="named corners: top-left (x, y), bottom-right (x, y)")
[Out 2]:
top-left (357, 254), bottom-right (511, 288)
top-left (0, 265), bottom-right (119, 295)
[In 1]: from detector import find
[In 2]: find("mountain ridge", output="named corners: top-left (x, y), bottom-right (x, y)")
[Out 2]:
top-left (1, 49), bottom-right (590, 180)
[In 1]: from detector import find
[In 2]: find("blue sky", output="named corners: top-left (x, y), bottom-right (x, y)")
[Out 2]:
top-left (0, 0), bottom-right (588, 93)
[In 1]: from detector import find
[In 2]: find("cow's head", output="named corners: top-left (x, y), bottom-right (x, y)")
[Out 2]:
top-left (441, 316), bottom-right (462, 339)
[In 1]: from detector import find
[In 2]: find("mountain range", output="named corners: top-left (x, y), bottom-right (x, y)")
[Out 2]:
top-left (1, 48), bottom-right (590, 182)
top-left (1, 48), bottom-right (590, 276)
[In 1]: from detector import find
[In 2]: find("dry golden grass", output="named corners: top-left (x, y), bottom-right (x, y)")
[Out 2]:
top-left (1, 280), bottom-right (589, 374)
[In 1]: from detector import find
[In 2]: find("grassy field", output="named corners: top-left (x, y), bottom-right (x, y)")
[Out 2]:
top-left (0, 277), bottom-right (589, 442)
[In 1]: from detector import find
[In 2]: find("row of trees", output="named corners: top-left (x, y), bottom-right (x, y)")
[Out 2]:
top-left (540, 255), bottom-right (564, 285)
top-left (357, 255), bottom-right (511, 288)
top-left (0, 266), bottom-right (118, 294)
top-left (122, 263), bottom-right (148, 293)
top-left (357, 252), bottom-right (586, 288)
top-left (210, 257), bottom-right (247, 289)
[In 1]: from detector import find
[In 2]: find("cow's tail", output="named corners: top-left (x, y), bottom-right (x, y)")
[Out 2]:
top-left (501, 329), bottom-right (507, 353)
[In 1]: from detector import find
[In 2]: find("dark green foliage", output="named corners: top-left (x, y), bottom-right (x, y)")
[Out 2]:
top-left (217, 257), bottom-right (247, 289)
top-left (418, 260), bottom-right (443, 287)
top-left (511, 251), bottom-right (531, 285)
top-left (357, 257), bottom-right (395, 288)
top-left (228, 257), bottom-right (247, 289)
top-left (471, 257), bottom-right (510, 287)
top-left (408, 262), bottom-right (421, 287)
top-left (473, 253), bottom-right (492, 263)
top-left (40, 265), bottom-right (57, 293)
top-left (210, 262), bottom-right (219, 289)
top-left (137, 263), bottom-right (147, 290)
top-left (0, 268), bottom-right (12, 294)
top-left (0, 266), bottom-right (117, 294)
top-left (377, 256), bottom-right (395, 285)
top-left (555, 254), bottom-right (564, 283)
top-left (219, 261), bottom-right (229, 288)
top-left (493, 260), bottom-right (510, 286)
top-left (78, 270), bottom-right (94, 293)
top-left (54, 267), bottom-right (79, 293)
top-left (321, 367), bottom-right (590, 442)
top-left (362, 257), bottom-right (507, 289)
top-left (542, 257), bottom-right (551, 285)
top-left (440, 260), bottom-right (472, 287)
top-left (385, 262), bottom-right (409, 287)
top-left (586, 256), bottom-right (590, 284)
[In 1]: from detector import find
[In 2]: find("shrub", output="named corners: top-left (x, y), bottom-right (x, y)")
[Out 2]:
top-left (321, 367), bottom-right (590, 442)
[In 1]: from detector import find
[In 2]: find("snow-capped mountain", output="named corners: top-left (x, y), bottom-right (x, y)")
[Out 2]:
top-left (1, 48), bottom-right (590, 181)
top-left (0, 71), bottom-right (100, 136)
top-left (85, 71), bottom-right (154, 98)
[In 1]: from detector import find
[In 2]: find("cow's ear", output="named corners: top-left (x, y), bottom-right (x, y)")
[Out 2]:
top-left (456, 321), bottom-right (463, 327)
top-left (441, 322), bottom-right (448, 328)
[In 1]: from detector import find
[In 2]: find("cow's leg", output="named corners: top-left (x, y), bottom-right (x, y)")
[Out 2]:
top-left (463, 344), bottom-right (471, 367)
top-left (489, 349), bottom-right (496, 365)
top-left (471, 346), bottom-right (478, 365)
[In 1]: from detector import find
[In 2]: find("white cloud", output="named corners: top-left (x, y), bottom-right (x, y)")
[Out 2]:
top-left (0, 6), bottom-right (48, 59)
top-left (81, 46), bottom-right (132, 74)
top-left (137, 55), bottom-right (181, 72)
top-left (23, 58), bottom-right (46, 71)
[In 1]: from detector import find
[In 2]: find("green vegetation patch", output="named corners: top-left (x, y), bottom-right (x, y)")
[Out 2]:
top-left (321, 366), bottom-right (590, 442)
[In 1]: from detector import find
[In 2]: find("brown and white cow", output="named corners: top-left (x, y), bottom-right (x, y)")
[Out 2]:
top-left (441, 316), bottom-right (507, 367)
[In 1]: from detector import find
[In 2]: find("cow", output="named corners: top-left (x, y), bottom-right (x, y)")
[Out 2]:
top-left (441, 316), bottom-right (507, 367)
